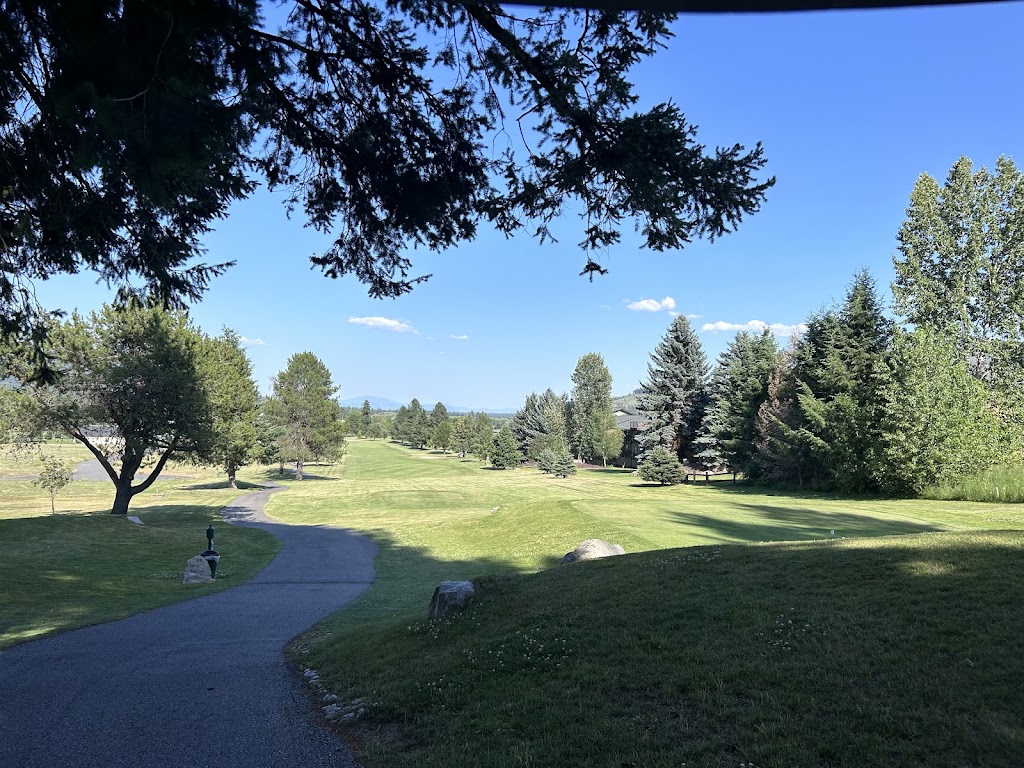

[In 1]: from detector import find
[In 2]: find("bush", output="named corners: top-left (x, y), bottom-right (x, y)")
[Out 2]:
top-left (639, 447), bottom-right (685, 486)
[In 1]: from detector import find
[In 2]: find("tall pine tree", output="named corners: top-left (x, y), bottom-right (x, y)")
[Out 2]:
top-left (637, 315), bottom-right (709, 466)
top-left (705, 329), bottom-right (777, 477)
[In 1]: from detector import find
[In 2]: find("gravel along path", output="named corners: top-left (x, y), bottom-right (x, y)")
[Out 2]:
top-left (0, 484), bottom-right (377, 768)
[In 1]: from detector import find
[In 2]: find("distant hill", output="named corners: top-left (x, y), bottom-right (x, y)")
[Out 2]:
top-left (339, 396), bottom-right (515, 415)
top-left (611, 392), bottom-right (640, 413)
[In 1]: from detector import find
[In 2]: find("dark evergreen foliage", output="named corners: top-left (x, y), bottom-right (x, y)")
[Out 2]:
top-left (636, 315), bottom-right (709, 465)
top-left (1, 2), bottom-right (773, 373)
top-left (638, 446), bottom-right (685, 485)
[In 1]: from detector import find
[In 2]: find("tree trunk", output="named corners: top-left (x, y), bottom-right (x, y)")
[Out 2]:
top-left (111, 482), bottom-right (133, 515)
top-left (50, 492), bottom-right (55, 515)
top-left (278, 460), bottom-right (285, 476)
top-left (295, 459), bottom-right (304, 481)
top-left (227, 465), bottom-right (237, 490)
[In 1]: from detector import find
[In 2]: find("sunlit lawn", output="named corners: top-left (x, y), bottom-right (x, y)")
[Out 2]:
top-left (0, 448), bottom-right (279, 648)
top-left (266, 438), bottom-right (1023, 622)
top-left (266, 439), bottom-right (1024, 768)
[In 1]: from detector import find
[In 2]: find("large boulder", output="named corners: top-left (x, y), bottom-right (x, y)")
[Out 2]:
top-left (182, 555), bottom-right (214, 584)
top-left (428, 580), bottom-right (475, 619)
top-left (560, 538), bottom-right (626, 564)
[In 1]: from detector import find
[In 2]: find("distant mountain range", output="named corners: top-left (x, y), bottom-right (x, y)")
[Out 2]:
top-left (338, 396), bottom-right (516, 415)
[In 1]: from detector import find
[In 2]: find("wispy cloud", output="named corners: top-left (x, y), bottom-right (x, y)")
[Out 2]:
top-left (701, 320), bottom-right (807, 337)
top-left (451, 334), bottom-right (469, 341)
top-left (627, 296), bottom-right (676, 312)
top-left (239, 336), bottom-right (265, 346)
top-left (348, 316), bottom-right (417, 333)
top-left (686, 314), bottom-right (702, 320)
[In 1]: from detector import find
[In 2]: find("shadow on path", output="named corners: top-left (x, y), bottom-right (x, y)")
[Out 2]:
top-left (0, 483), bottom-right (376, 768)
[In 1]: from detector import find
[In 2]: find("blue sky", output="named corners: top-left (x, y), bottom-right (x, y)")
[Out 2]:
top-left (33, 3), bottom-right (1024, 410)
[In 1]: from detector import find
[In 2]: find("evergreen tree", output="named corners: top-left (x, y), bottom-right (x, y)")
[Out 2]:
top-left (569, 353), bottom-right (615, 463)
top-left (877, 328), bottom-right (999, 494)
top-left (638, 446), bottom-right (685, 486)
top-left (452, 415), bottom-right (475, 455)
top-left (490, 424), bottom-right (521, 469)
top-left (431, 420), bottom-right (453, 453)
top-left (537, 447), bottom-right (557, 473)
top-left (752, 349), bottom-right (810, 486)
top-left (706, 330), bottom-right (777, 476)
top-left (512, 389), bottom-right (570, 458)
top-left (265, 352), bottom-right (345, 480)
top-left (3, 4), bottom-right (772, 373)
top-left (552, 451), bottom-right (577, 478)
top-left (360, 400), bottom-right (373, 438)
top-left (200, 329), bottom-right (260, 489)
top-left (407, 399), bottom-right (430, 448)
top-left (471, 413), bottom-right (494, 461)
top-left (429, 402), bottom-right (450, 451)
top-left (636, 315), bottom-right (709, 466)
top-left (794, 270), bottom-right (892, 491)
top-left (392, 405), bottom-right (411, 444)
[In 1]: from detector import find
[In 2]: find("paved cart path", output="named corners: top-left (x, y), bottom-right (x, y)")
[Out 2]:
top-left (0, 485), bottom-right (376, 768)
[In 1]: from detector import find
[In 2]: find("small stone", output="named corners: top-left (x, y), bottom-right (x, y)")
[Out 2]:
top-left (126, 515), bottom-right (144, 525)
top-left (356, 708), bottom-right (366, 719)
top-left (323, 693), bottom-right (338, 702)
top-left (340, 712), bottom-right (356, 722)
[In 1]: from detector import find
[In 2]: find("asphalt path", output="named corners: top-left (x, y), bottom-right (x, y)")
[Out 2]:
top-left (0, 485), bottom-right (377, 768)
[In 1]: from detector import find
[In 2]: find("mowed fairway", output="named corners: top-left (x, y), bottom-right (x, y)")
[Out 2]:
top-left (267, 438), bottom-right (1024, 623)
top-left (274, 440), bottom-right (1024, 768)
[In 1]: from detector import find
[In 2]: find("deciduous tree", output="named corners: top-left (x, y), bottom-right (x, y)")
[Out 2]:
top-left (7, 304), bottom-right (215, 514)
top-left (569, 353), bottom-right (615, 463)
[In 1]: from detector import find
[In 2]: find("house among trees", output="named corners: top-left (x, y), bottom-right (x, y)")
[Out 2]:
top-left (613, 408), bottom-right (647, 468)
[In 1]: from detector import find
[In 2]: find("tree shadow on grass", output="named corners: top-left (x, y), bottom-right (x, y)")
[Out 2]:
top-left (179, 480), bottom-right (266, 491)
top-left (664, 503), bottom-right (938, 544)
top-left (250, 468), bottom-right (339, 483)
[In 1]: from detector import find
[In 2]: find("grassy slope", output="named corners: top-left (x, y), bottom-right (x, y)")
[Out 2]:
top-left (273, 440), bottom-right (1024, 767)
top-left (0, 451), bottom-right (280, 648)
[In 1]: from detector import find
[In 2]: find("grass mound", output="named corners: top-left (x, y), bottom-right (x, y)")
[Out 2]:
top-left (301, 530), bottom-right (1024, 768)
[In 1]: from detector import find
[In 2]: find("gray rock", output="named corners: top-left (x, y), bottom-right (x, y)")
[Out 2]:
top-left (181, 555), bottom-right (214, 584)
top-left (427, 580), bottom-right (475, 619)
top-left (126, 516), bottom-right (144, 525)
top-left (560, 538), bottom-right (625, 565)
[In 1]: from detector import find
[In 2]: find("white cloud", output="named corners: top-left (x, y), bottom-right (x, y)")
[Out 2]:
top-left (239, 336), bottom-right (265, 346)
top-left (348, 316), bottom-right (417, 333)
top-left (701, 320), bottom-right (808, 337)
top-left (451, 334), bottom-right (469, 341)
top-left (627, 296), bottom-right (676, 312)
top-left (686, 314), bottom-right (703, 320)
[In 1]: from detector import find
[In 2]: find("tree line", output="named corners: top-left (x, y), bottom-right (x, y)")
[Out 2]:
top-left (633, 156), bottom-right (1023, 492)
top-left (1, 306), bottom-right (349, 513)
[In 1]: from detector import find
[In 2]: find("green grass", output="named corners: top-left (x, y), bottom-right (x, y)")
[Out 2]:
top-left (306, 531), bottom-right (1024, 768)
top-left (923, 464), bottom-right (1024, 503)
top-left (0, 455), bottom-right (280, 648)
top-left (270, 440), bottom-right (1024, 767)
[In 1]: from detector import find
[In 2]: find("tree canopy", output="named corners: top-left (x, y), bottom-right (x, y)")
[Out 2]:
top-left (1, 1), bottom-right (773, 368)
top-left (6, 304), bottom-right (215, 514)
